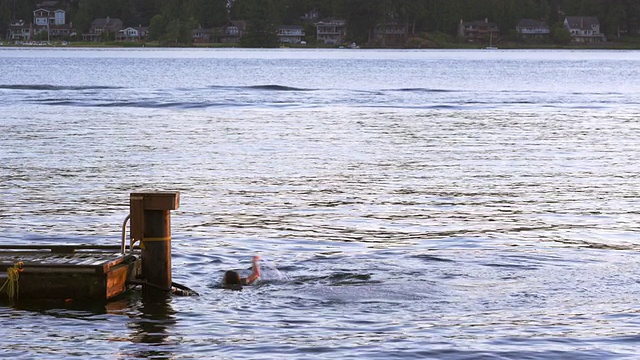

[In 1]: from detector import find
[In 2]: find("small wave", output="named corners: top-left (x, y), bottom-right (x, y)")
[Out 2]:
top-left (207, 84), bottom-right (311, 91)
top-left (36, 99), bottom-right (316, 109)
top-left (96, 101), bottom-right (231, 109)
top-left (361, 104), bottom-right (461, 110)
top-left (328, 272), bottom-right (372, 281)
top-left (0, 84), bottom-right (123, 91)
top-left (291, 272), bottom-right (374, 286)
top-left (482, 262), bottom-right (538, 270)
top-left (463, 100), bottom-right (535, 105)
top-left (39, 100), bottom-right (79, 106)
top-left (412, 254), bottom-right (455, 263)
top-left (249, 85), bottom-right (310, 91)
top-left (393, 88), bottom-right (455, 93)
top-left (36, 100), bottom-right (253, 109)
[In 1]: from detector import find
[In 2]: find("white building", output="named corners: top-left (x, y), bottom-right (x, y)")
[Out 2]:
top-left (316, 19), bottom-right (346, 45)
top-left (33, 8), bottom-right (65, 26)
top-left (516, 19), bottom-right (550, 39)
top-left (277, 25), bottom-right (305, 44)
top-left (564, 16), bottom-right (606, 42)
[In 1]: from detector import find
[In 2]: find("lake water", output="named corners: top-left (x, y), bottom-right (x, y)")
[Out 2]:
top-left (1, 48), bottom-right (640, 359)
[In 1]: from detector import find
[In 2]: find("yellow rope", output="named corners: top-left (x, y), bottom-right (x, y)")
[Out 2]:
top-left (0, 262), bottom-right (24, 303)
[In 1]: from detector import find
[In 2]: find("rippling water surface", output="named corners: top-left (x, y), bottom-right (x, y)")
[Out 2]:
top-left (1, 48), bottom-right (640, 359)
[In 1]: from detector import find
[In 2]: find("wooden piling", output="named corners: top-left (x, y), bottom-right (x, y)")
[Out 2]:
top-left (129, 192), bottom-right (180, 294)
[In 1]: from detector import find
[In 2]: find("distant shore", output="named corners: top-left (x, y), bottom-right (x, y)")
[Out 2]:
top-left (3, 40), bottom-right (640, 50)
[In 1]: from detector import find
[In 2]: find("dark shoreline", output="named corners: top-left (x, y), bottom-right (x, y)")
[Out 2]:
top-left (3, 41), bottom-right (640, 50)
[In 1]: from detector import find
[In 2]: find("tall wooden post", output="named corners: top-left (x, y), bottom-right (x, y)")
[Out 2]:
top-left (130, 192), bottom-right (180, 294)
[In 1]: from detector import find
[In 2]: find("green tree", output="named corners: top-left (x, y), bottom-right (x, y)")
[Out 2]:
top-left (303, 22), bottom-right (316, 43)
top-left (132, 0), bottom-right (162, 25)
top-left (0, 0), bottom-right (11, 36)
top-left (280, 0), bottom-right (312, 24)
top-left (10, 0), bottom-right (640, 46)
top-left (548, 0), bottom-right (560, 25)
top-left (237, 0), bottom-right (279, 47)
top-left (538, 0), bottom-right (551, 21)
top-left (161, 0), bottom-right (183, 19)
top-left (12, 0), bottom-right (36, 22)
top-left (148, 14), bottom-right (166, 41)
top-left (120, 0), bottom-right (138, 27)
top-left (397, 0), bottom-right (427, 36)
top-left (343, 0), bottom-right (383, 44)
top-left (100, 30), bottom-right (115, 42)
top-left (518, 0), bottom-right (538, 19)
top-left (606, 0), bottom-right (626, 38)
top-left (165, 18), bottom-right (180, 42)
top-left (491, 0), bottom-right (518, 34)
top-left (625, 0), bottom-right (640, 35)
top-left (577, 0), bottom-right (603, 17)
top-left (196, 0), bottom-right (228, 27)
top-left (551, 23), bottom-right (571, 44)
top-left (179, 17), bottom-right (197, 43)
top-left (74, 0), bottom-right (97, 34)
top-left (34, 30), bottom-right (48, 41)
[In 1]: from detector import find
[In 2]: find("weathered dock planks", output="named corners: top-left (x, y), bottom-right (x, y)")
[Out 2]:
top-left (0, 244), bottom-right (141, 302)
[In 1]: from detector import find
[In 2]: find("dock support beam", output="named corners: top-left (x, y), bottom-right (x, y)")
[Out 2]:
top-left (130, 192), bottom-right (180, 294)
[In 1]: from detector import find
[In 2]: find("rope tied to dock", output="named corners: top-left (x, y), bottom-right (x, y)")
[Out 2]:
top-left (0, 261), bottom-right (24, 303)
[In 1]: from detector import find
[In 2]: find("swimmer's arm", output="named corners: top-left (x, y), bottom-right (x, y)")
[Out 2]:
top-left (243, 256), bottom-right (261, 285)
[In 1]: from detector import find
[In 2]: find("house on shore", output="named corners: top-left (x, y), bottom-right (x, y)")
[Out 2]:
top-left (83, 17), bottom-right (123, 42)
top-left (564, 16), bottom-right (606, 42)
top-left (316, 19), bottom-right (346, 45)
top-left (7, 20), bottom-right (31, 41)
top-left (372, 22), bottom-right (407, 47)
top-left (458, 18), bottom-right (499, 43)
top-left (217, 20), bottom-right (247, 43)
top-left (516, 19), bottom-right (550, 39)
top-left (192, 27), bottom-right (212, 43)
top-left (277, 25), bottom-right (305, 44)
top-left (33, 8), bottom-right (65, 27)
top-left (117, 26), bottom-right (148, 42)
top-left (31, 8), bottom-right (73, 40)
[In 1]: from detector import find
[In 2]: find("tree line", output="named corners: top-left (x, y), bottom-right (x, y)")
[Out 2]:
top-left (2, 0), bottom-right (640, 45)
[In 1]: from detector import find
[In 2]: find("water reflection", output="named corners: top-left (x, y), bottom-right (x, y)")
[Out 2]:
top-left (124, 293), bottom-right (178, 359)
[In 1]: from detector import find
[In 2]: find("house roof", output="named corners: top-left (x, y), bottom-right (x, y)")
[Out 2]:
top-left (516, 19), bottom-right (549, 29)
top-left (565, 16), bottom-right (599, 30)
top-left (278, 25), bottom-right (304, 30)
top-left (229, 20), bottom-right (248, 30)
top-left (91, 17), bottom-right (123, 29)
top-left (33, 8), bottom-right (61, 14)
top-left (35, 7), bottom-right (64, 13)
top-left (462, 19), bottom-right (498, 28)
top-left (316, 19), bottom-right (346, 25)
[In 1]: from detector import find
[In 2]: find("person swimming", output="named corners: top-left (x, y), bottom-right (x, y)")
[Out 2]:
top-left (222, 256), bottom-right (261, 289)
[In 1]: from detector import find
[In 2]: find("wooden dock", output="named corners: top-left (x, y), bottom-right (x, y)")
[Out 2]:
top-left (0, 244), bottom-right (141, 302)
top-left (1, 191), bottom-right (180, 304)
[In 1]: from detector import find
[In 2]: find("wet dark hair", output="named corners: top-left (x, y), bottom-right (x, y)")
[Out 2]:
top-left (223, 270), bottom-right (242, 287)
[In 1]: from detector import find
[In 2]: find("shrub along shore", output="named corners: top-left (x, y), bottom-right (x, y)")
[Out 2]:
top-left (5, 36), bottom-right (640, 50)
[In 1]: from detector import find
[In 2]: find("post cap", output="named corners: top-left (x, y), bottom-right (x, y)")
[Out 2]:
top-left (130, 191), bottom-right (180, 210)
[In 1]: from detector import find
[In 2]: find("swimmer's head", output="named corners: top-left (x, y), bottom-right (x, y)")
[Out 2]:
top-left (223, 270), bottom-right (242, 286)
